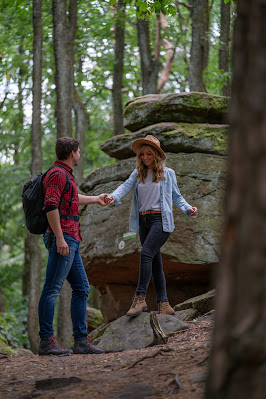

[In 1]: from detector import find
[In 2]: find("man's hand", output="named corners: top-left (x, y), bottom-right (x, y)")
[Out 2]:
top-left (97, 194), bottom-right (115, 206)
top-left (56, 236), bottom-right (69, 256)
top-left (188, 207), bottom-right (198, 217)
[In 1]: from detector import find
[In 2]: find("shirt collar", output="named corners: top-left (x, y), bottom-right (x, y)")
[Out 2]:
top-left (54, 160), bottom-right (73, 174)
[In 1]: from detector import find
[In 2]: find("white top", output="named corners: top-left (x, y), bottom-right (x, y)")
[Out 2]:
top-left (138, 169), bottom-right (161, 212)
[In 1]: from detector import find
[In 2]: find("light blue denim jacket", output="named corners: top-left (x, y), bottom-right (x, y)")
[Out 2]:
top-left (111, 167), bottom-right (193, 233)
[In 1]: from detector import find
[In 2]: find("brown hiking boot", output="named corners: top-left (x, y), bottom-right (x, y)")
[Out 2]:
top-left (127, 295), bottom-right (148, 317)
top-left (158, 302), bottom-right (175, 316)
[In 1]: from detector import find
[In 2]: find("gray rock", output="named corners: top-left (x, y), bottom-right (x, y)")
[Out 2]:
top-left (124, 92), bottom-right (229, 132)
top-left (94, 313), bottom-right (188, 352)
top-left (79, 153), bottom-right (225, 322)
top-left (174, 289), bottom-right (215, 314)
top-left (86, 307), bottom-right (104, 333)
top-left (101, 122), bottom-right (229, 160)
top-left (80, 152), bottom-right (226, 270)
top-left (174, 308), bottom-right (199, 321)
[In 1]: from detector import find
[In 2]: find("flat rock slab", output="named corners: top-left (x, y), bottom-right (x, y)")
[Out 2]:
top-left (94, 313), bottom-right (188, 352)
top-left (174, 289), bottom-right (215, 314)
top-left (124, 92), bottom-right (229, 132)
top-left (101, 122), bottom-right (229, 160)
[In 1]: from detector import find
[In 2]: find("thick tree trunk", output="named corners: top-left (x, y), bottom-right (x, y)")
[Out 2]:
top-left (112, 0), bottom-right (126, 136)
top-left (137, 13), bottom-right (160, 94)
top-left (52, 0), bottom-right (72, 137)
top-left (57, 282), bottom-right (72, 348)
top-left (188, 0), bottom-right (209, 92)
top-left (219, 0), bottom-right (231, 96)
top-left (26, 233), bottom-right (42, 354)
top-left (27, 0), bottom-right (43, 354)
top-left (55, 0), bottom-right (79, 345)
top-left (73, 90), bottom-right (87, 186)
top-left (206, 1), bottom-right (266, 398)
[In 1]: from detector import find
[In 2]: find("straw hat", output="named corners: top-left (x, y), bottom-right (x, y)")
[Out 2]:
top-left (131, 135), bottom-right (166, 160)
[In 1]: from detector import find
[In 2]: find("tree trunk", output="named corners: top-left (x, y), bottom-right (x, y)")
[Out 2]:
top-left (206, 1), bottom-right (266, 398)
top-left (188, 0), bottom-right (209, 92)
top-left (73, 90), bottom-right (87, 186)
top-left (0, 288), bottom-right (5, 313)
top-left (52, 0), bottom-right (72, 137)
top-left (112, 0), bottom-right (126, 136)
top-left (26, 233), bottom-right (42, 354)
top-left (68, 0), bottom-right (87, 186)
top-left (55, 0), bottom-right (78, 345)
top-left (57, 282), bottom-right (72, 348)
top-left (137, 12), bottom-right (160, 94)
top-left (27, 0), bottom-right (43, 354)
top-left (157, 13), bottom-right (175, 93)
top-left (219, 0), bottom-right (231, 96)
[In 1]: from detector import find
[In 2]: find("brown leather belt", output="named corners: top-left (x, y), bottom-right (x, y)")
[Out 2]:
top-left (139, 210), bottom-right (162, 216)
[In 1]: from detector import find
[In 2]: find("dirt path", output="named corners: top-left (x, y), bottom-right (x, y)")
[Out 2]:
top-left (0, 318), bottom-right (213, 399)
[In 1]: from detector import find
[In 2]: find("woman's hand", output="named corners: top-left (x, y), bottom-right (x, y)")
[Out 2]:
top-left (188, 207), bottom-right (198, 217)
top-left (104, 194), bottom-right (115, 205)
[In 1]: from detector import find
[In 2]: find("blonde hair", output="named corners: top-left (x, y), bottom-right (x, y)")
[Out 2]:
top-left (136, 145), bottom-right (165, 183)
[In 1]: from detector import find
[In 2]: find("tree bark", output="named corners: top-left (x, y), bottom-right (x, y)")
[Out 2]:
top-left (57, 282), bottom-right (72, 348)
top-left (219, 0), bottom-right (231, 96)
top-left (206, 0), bottom-right (266, 398)
top-left (157, 13), bottom-right (175, 93)
top-left (0, 288), bottom-right (5, 313)
top-left (188, 0), bottom-right (209, 92)
top-left (52, 0), bottom-right (72, 137)
top-left (27, 0), bottom-right (43, 354)
top-left (137, 12), bottom-right (160, 94)
top-left (55, 0), bottom-right (80, 345)
top-left (112, 0), bottom-right (126, 136)
top-left (73, 89), bottom-right (87, 186)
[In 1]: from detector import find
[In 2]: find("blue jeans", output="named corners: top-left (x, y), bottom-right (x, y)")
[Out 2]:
top-left (38, 232), bottom-right (89, 341)
top-left (136, 214), bottom-right (170, 302)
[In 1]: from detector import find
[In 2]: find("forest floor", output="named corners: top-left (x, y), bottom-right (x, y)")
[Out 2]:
top-left (0, 313), bottom-right (214, 399)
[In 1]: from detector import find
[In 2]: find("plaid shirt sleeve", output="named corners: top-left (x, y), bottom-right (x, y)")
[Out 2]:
top-left (43, 168), bottom-right (68, 213)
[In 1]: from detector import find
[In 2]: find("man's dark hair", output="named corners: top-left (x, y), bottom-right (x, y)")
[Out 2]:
top-left (55, 137), bottom-right (79, 161)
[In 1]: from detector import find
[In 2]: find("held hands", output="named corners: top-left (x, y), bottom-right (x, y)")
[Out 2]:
top-left (97, 193), bottom-right (115, 206)
top-left (188, 207), bottom-right (198, 217)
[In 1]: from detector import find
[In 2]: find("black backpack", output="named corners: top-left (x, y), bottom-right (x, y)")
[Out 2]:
top-left (22, 165), bottom-right (78, 235)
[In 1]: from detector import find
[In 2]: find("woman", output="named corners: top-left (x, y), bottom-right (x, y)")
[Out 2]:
top-left (109, 135), bottom-right (198, 317)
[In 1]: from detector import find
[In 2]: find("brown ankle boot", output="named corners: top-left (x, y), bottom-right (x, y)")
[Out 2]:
top-left (127, 296), bottom-right (148, 317)
top-left (158, 302), bottom-right (175, 315)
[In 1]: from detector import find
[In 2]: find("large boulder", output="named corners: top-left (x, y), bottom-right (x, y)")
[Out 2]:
top-left (79, 152), bottom-right (226, 322)
top-left (101, 123), bottom-right (229, 160)
top-left (93, 313), bottom-right (188, 352)
top-left (124, 92), bottom-right (229, 132)
top-left (101, 122), bottom-right (229, 159)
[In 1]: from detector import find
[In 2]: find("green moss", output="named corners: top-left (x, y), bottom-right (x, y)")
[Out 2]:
top-left (161, 123), bottom-right (228, 152)
top-left (0, 334), bottom-right (16, 355)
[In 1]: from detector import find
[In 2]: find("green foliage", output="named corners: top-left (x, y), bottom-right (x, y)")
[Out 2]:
top-left (0, 306), bottom-right (29, 349)
top-left (134, 1), bottom-right (177, 18)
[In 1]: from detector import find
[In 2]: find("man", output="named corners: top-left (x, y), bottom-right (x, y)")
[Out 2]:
top-left (38, 137), bottom-right (110, 355)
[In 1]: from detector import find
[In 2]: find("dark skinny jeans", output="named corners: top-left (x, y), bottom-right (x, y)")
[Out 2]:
top-left (135, 213), bottom-right (170, 302)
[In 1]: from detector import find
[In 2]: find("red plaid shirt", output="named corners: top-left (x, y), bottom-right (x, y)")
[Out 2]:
top-left (43, 161), bottom-right (82, 241)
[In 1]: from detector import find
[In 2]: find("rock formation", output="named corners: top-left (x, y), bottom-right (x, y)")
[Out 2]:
top-left (80, 92), bottom-right (229, 323)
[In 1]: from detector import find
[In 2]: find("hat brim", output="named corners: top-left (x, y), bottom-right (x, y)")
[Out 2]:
top-left (131, 139), bottom-right (166, 160)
